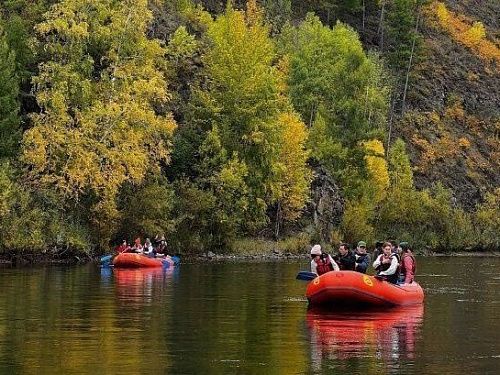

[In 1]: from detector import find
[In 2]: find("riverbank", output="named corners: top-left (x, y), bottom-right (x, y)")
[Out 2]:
top-left (2, 248), bottom-right (499, 267)
top-left (0, 251), bottom-right (92, 266)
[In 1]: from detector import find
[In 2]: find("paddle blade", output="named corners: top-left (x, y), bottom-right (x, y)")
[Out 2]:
top-left (296, 271), bottom-right (317, 281)
top-left (171, 256), bottom-right (180, 265)
top-left (100, 254), bottom-right (113, 264)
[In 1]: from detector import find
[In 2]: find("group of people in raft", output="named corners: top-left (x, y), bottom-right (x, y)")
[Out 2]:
top-left (115, 235), bottom-right (170, 258)
top-left (310, 240), bottom-right (416, 284)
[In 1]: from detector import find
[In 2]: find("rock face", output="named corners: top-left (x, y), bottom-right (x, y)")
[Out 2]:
top-left (396, 0), bottom-right (500, 210)
top-left (310, 166), bottom-right (345, 242)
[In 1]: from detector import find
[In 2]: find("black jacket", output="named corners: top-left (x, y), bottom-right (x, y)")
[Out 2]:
top-left (336, 251), bottom-right (356, 271)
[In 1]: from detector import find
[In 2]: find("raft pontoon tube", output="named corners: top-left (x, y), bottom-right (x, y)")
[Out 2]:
top-left (306, 271), bottom-right (424, 307)
top-left (112, 253), bottom-right (175, 268)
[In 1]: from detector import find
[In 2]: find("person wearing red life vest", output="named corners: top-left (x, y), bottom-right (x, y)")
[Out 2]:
top-left (310, 244), bottom-right (340, 276)
top-left (116, 240), bottom-right (129, 253)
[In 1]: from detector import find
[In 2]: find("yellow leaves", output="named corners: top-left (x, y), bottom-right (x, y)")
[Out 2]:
top-left (245, 0), bottom-right (264, 28)
top-left (273, 112), bottom-right (312, 221)
top-left (463, 22), bottom-right (486, 46)
top-left (340, 199), bottom-right (375, 244)
top-left (23, 0), bottom-right (177, 241)
top-left (429, 1), bottom-right (500, 64)
top-left (435, 2), bottom-right (449, 23)
top-left (362, 139), bottom-right (389, 203)
top-left (458, 137), bottom-right (471, 148)
top-left (22, 127), bottom-right (48, 172)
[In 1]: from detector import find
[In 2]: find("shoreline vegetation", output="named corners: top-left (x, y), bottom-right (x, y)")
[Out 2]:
top-left (1, 238), bottom-right (499, 267)
top-left (0, 1), bottom-right (498, 260)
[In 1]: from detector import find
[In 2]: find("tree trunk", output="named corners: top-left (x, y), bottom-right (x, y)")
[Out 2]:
top-left (386, 96), bottom-right (397, 158)
top-left (362, 0), bottom-right (366, 34)
top-left (275, 201), bottom-right (282, 240)
top-left (401, 9), bottom-right (421, 115)
top-left (378, 1), bottom-right (386, 51)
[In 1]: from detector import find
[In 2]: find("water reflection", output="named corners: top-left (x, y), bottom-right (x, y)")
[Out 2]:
top-left (111, 267), bottom-right (177, 305)
top-left (307, 305), bottom-right (424, 372)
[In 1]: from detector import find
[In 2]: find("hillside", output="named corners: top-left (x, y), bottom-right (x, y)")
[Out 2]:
top-left (198, 0), bottom-right (499, 209)
top-left (400, 0), bottom-right (499, 209)
top-left (0, 0), bottom-right (498, 256)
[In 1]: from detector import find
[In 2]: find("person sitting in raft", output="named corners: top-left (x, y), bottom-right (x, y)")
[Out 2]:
top-left (155, 237), bottom-right (167, 257)
top-left (335, 243), bottom-right (356, 271)
top-left (399, 242), bottom-right (416, 284)
top-left (131, 238), bottom-right (144, 253)
top-left (373, 241), bottom-right (400, 284)
top-left (143, 238), bottom-right (154, 256)
top-left (310, 244), bottom-right (339, 276)
top-left (354, 241), bottom-right (370, 274)
top-left (372, 240), bottom-right (383, 260)
top-left (116, 240), bottom-right (129, 254)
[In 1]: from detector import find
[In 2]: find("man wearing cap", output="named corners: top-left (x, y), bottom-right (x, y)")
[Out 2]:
top-left (354, 241), bottom-right (370, 274)
top-left (310, 244), bottom-right (340, 276)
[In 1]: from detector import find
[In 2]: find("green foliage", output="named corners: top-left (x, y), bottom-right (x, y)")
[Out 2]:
top-left (386, 0), bottom-right (423, 73)
top-left (0, 22), bottom-right (20, 158)
top-left (474, 189), bottom-right (500, 249)
top-left (231, 232), bottom-right (311, 254)
top-left (0, 162), bottom-right (91, 253)
top-left (283, 14), bottom-right (389, 143)
top-left (187, 3), bottom-right (310, 238)
top-left (116, 178), bottom-right (175, 242)
top-left (340, 198), bottom-right (375, 244)
top-left (0, 0), bottom-right (496, 256)
top-left (272, 112), bottom-right (312, 223)
top-left (388, 138), bottom-right (414, 190)
top-left (262, 0), bottom-right (291, 35)
top-left (0, 0), bottom-right (53, 79)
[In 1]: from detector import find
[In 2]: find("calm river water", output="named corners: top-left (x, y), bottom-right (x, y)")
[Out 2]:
top-left (0, 257), bottom-right (499, 374)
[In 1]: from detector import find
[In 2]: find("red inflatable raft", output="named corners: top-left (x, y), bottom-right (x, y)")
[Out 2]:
top-left (306, 271), bottom-right (424, 307)
top-left (113, 253), bottom-right (171, 268)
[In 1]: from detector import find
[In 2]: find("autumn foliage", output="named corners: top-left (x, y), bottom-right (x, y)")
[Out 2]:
top-left (430, 1), bottom-right (500, 64)
top-left (0, 0), bottom-right (498, 254)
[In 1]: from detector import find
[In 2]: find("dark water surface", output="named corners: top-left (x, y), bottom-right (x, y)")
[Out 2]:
top-left (0, 257), bottom-right (499, 374)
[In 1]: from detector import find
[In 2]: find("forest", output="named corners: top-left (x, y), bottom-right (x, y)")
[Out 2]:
top-left (0, 0), bottom-right (498, 257)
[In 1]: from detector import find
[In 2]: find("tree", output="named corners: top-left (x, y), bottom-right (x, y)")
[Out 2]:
top-left (362, 139), bottom-right (389, 203)
top-left (22, 0), bottom-right (176, 247)
top-left (376, 138), bottom-right (416, 239)
top-left (283, 14), bottom-right (389, 145)
top-left (0, 22), bottom-right (20, 158)
top-left (272, 111), bottom-right (312, 237)
top-left (282, 14), bottom-right (389, 203)
top-left (262, 0), bottom-right (292, 35)
top-left (193, 1), bottom-right (311, 230)
top-left (475, 189), bottom-right (500, 249)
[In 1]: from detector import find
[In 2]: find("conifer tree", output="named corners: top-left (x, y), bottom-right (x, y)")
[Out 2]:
top-left (0, 23), bottom-right (20, 158)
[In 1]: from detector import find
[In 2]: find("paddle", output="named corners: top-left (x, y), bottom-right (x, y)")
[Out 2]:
top-left (100, 254), bottom-right (113, 266)
top-left (161, 255), bottom-right (180, 268)
top-left (296, 271), bottom-right (317, 281)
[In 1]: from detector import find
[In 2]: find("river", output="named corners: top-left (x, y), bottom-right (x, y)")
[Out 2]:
top-left (0, 257), bottom-right (499, 374)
